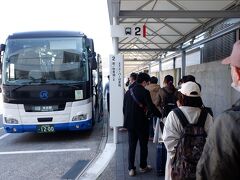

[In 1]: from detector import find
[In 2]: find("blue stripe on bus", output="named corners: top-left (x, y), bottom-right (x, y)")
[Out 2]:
top-left (3, 119), bottom-right (93, 133)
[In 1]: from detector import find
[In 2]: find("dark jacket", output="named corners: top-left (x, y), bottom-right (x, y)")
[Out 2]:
top-left (128, 81), bottom-right (137, 90)
top-left (123, 84), bottom-right (162, 131)
top-left (159, 86), bottom-right (178, 115)
top-left (196, 100), bottom-right (240, 180)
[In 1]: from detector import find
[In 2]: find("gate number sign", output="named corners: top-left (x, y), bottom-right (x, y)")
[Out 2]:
top-left (124, 25), bottom-right (146, 37)
top-left (111, 25), bottom-right (147, 38)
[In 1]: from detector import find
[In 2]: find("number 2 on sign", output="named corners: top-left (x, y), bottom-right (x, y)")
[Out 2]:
top-left (135, 27), bottom-right (141, 36)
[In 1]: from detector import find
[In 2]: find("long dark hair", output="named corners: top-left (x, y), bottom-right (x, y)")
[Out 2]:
top-left (177, 92), bottom-right (203, 107)
top-left (164, 75), bottom-right (175, 90)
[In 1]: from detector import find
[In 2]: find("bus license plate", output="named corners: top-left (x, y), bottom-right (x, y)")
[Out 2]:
top-left (37, 125), bottom-right (55, 133)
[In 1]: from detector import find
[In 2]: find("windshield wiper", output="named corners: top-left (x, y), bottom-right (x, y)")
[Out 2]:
top-left (62, 83), bottom-right (79, 88)
top-left (43, 80), bottom-right (81, 88)
top-left (10, 80), bottom-right (41, 92)
top-left (11, 81), bottom-right (81, 90)
top-left (11, 84), bottom-right (31, 92)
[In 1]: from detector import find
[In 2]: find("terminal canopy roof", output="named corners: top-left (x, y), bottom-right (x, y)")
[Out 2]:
top-left (107, 0), bottom-right (240, 75)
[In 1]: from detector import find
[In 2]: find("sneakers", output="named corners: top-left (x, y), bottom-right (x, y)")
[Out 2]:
top-left (119, 127), bottom-right (127, 132)
top-left (139, 165), bottom-right (152, 173)
top-left (148, 137), bottom-right (154, 141)
top-left (128, 169), bottom-right (136, 176)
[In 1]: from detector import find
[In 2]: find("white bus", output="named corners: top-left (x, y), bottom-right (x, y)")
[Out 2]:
top-left (0, 31), bottom-right (101, 133)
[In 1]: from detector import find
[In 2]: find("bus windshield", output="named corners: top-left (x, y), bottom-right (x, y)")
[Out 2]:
top-left (2, 37), bottom-right (89, 85)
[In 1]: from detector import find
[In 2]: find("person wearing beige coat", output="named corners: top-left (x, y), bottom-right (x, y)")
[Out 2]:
top-left (145, 76), bottom-right (161, 139)
top-left (145, 76), bottom-right (161, 110)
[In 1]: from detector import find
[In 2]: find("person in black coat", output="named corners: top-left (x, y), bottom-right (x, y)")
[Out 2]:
top-left (128, 72), bottom-right (138, 89)
top-left (123, 72), bottom-right (162, 176)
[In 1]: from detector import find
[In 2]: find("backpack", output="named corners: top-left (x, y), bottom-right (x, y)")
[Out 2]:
top-left (162, 88), bottom-right (177, 117)
top-left (225, 99), bottom-right (240, 112)
top-left (171, 108), bottom-right (208, 180)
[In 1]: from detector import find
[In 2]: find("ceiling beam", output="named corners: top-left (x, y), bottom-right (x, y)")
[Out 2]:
top-left (124, 59), bottom-right (155, 62)
top-left (119, 10), bottom-right (240, 18)
top-left (153, 18), bottom-right (183, 36)
top-left (119, 48), bottom-right (177, 52)
top-left (166, 4), bottom-right (240, 49)
top-left (120, 0), bottom-right (154, 23)
top-left (166, 0), bottom-right (204, 24)
top-left (184, 22), bottom-right (240, 50)
top-left (169, 18), bottom-right (223, 49)
top-left (119, 42), bottom-right (170, 44)
top-left (120, 21), bottom-right (200, 24)
top-left (147, 34), bottom-right (182, 37)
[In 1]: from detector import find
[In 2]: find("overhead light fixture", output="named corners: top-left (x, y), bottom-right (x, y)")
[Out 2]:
top-left (164, 52), bottom-right (167, 58)
top-left (190, 36), bottom-right (195, 45)
top-left (180, 43), bottom-right (183, 49)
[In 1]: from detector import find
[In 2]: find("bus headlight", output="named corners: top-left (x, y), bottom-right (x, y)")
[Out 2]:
top-left (72, 114), bottom-right (88, 121)
top-left (4, 117), bottom-right (19, 124)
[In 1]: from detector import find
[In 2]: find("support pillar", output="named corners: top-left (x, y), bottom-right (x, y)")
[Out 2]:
top-left (236, 28), bottom-right (239, 40)
top-left (148, 64), bottom-right (151, 75)
top-left (158, 59), bottom-right (162, 85)
top-left (112, 17), bottom-right (119, 144)
top-left (173, 57), bottom-right (176, 70)
top-left (181, 50), bottom-right (186, 78)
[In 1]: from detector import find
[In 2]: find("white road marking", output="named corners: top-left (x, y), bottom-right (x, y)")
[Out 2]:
top-left (0, 127), bottom-right (4, 130)
top-left (80, 143), bottom-right (116, 180)
top-left (0, 133), bottom-right (10, 140)
top-left (0, 148), bottom-right (91, 155)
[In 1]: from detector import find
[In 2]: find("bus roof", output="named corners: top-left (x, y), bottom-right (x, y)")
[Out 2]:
top-left (7, 31), bottom-right (86, 39)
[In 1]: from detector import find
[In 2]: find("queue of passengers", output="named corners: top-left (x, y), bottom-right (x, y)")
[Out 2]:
top-left (122, 40), bottom-right (240, 180)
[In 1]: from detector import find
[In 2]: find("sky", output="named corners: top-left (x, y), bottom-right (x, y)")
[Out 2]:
top-left (0, 0), bottom-right (113, 75)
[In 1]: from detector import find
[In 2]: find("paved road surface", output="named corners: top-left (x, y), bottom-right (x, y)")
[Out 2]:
top-left (0, 94), bottom-right (105, 180)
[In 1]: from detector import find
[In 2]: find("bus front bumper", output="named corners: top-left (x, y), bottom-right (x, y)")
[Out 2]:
top-left (3, 119), bottom-right (93, 133)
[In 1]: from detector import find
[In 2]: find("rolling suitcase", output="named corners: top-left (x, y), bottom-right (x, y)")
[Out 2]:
top-left (156, 142), bottom-right (167, 176)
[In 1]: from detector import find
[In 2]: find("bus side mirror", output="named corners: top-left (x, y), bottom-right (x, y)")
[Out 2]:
top-left (0, 44), bottom-right (6, 52)
top-left (0, 44), bottom-right (5, 73)
top-left (91, 52), bottom-right (97, 70)
top-left (86, 38), bottom-right (97, 70)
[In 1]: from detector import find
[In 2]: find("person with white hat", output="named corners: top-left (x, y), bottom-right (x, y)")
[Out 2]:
top-left (162, 81), bottom-right (213, 180)
top-left (197, 40), bottom-right (240, 180)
